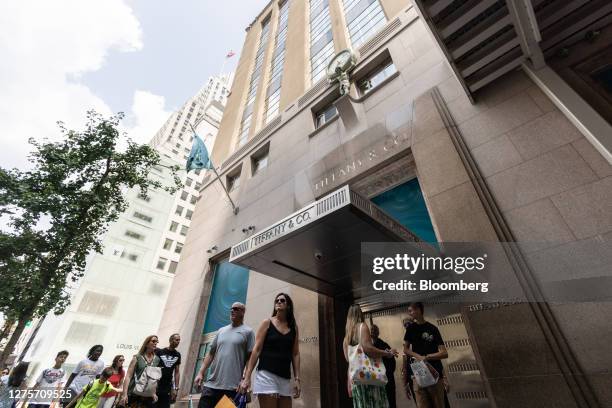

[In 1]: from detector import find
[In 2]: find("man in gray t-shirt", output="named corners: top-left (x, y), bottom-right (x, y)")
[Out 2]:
top-left (194, 302), bottom-right (255, 408)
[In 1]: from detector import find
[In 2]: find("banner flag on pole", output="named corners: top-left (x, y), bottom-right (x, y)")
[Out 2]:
top-left (186, 133), bottom-right (213, 172)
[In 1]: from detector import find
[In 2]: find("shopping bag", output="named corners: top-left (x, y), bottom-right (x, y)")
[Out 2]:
top-left (348, 323), bottom-right (388, 386)
top-left (410, 358), bottom-right (439, 388)
top-left (233, 394), bottom-right (247, 408)
top-left (213, 395), bottom-right (236, 408)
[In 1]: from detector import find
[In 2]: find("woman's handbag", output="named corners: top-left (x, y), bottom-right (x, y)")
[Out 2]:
top-left (133, 356), bottom-right (162, 397)
top-left (410, 358), bottom-right (439, 388)
top-left (348, 323), bottom-right (388, 386)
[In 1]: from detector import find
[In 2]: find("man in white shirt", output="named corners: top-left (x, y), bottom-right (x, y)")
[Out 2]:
top-left (27, 350), bottom-right (69, 408)
top-left (64, 345), bottom-right (105, 404)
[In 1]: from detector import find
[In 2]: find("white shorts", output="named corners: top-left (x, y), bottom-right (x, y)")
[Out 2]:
top-left (253, 369), bottom-right (292, 397)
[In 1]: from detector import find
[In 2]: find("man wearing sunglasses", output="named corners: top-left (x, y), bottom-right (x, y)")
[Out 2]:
top-left (194, 302), bottom-right (255, 408)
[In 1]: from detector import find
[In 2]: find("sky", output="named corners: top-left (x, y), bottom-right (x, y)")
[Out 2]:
top-left (0, 0), bottom-right (269, 170)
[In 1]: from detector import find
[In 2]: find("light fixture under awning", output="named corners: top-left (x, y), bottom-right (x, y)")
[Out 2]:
top-left (229, 185), bottom-right (420, 299)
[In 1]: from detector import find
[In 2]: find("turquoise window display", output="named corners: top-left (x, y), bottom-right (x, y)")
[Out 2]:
top-left (202, 261), bottom-right (250, 334)
top-left (371, 178), bottom-right (437, 243)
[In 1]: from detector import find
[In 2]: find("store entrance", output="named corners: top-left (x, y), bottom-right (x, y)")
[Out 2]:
top-left (363, 303), bottom-right (491, 408)
top-left (229, 183), bottom-right (491, 407)
top-left (317, 293), bottom-right (492, 408)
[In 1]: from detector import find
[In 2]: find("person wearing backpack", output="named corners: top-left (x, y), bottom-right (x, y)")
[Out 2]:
top-left (120, 336), bottom-right (161, 408)
top-left (66, 368), bottom-right (122, 408)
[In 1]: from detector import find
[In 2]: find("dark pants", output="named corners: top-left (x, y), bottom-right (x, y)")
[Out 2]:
top-left (128, 395), bottom-right (156, 408)
top-left (155, 391), bottom-right (173, 408)
top-left (197, 387), bottom-right (237, 408)
top-left (385, 379), bottom-right (397, 408)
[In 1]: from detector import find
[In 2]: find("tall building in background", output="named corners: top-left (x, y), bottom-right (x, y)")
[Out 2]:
top-left (17, 73), bottom-right (233, 379)
top-left (158, 1), bottom-right (612, 408)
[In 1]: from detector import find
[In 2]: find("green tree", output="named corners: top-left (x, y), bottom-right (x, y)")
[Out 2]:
top-left (0, 111), bottom-right (180, 366)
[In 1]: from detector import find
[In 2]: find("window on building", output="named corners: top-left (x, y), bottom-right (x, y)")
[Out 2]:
top-left (181, 191), bottom-right (189, 201)
top-left (172, 148), bottom-right (179, 155)
top-left (120, 251), bottom-right (139, 262)
top-left (195, 182), bottom-right (202, 190)
top-left (251, 143), bottom-right (270, 175)
top-left (357, 60), bottom-right (396, 94)
top-left (175, 243), bottom-right (183, 254)
top-left (175, 143), bottom-right (181, 148)
top-left (310, 0), bottom-right (335, 83)
top-left (168, 261), bottom-right (178, 274)
top-left (169, 221), bottom-right (179, 232)
top-left (342, 0), bottom-right (387, 48)
top-left (194, 169), bottom-right (201, 175)
top-left (180, 225), bottom-right (189, 236)
top-left (238, 17), bottom-right (272, 148)
top-left (315, 103), bottom-right (338, 128)
top-left (157, 257), bottom-right (168, 270)
top-left (64, 322), bottom-right (107, 345)
top-left (133, 211), bottom-right (153, 223)
top-left (77, 291), bottom-right (119, 317)
top-left (163, 238), bottom-right (173, 250)
top-left (264, 0), bottom-right (291, 124)
top-left (190, 195), bottom-right (198, 205)
top-left (125, 230), bottom-right (145, 241)
top-left (371, 178), bottom-right (437, 242)
top-left (185, 209), bottom-right (194, 220)
top-left (227, 171), bottom-right (241, 192)
top-left (175, 205), bottom-right (184, 216)
top-left (185, 178), bottom-right (193, 187)
top-left (149, 281), bottom-right (166, 295)
top-left (137, 192), bottom-right (151, 202)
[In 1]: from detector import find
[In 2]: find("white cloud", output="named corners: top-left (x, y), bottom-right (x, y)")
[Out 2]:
top-left (0, 0), bottom-right (168, 170)
top-left (123, 90), bottom-right (173, 145)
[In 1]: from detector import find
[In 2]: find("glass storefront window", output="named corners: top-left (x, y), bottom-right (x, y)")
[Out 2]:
top-left (371, 178), bottom-right (437, 243)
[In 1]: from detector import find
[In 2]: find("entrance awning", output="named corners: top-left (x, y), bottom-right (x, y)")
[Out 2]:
top-left (229, 185), bottom-right (419, 299)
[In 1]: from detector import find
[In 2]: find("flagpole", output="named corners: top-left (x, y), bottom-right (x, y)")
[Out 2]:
top-left (189, 123), bottom-right (239, 215)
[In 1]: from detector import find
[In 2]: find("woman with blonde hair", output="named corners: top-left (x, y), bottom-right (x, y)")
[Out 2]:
top-left (121, 335), bottom-right (161, 408)
top-left (343, 305), bottom-right (398, 408)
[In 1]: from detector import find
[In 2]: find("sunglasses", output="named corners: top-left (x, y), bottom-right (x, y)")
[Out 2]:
top-left (231, 306), bottom-right (245, 311)
top-left (275, 298), bottom-right (287, 304)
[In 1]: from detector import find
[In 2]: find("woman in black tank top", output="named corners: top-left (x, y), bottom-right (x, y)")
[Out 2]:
top-left (239, 293), bottom-right (301, 407)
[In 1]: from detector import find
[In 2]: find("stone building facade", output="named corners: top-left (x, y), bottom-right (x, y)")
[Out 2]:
top-left (159, 1), bottom-right (612, 407)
